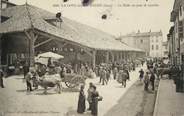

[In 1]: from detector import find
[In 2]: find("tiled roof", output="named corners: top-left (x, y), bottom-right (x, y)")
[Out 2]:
top-left (0, 4), bottom-right (143, 52)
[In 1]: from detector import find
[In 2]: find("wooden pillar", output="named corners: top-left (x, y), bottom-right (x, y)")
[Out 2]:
top-left (74, 51), bottom-right (79, 73)
top-left (122, 51), bottom-right (125, 60)
top-left (105, 51), bottom-right (109, 63)
top-left (92, 50), bottom-right (96, 69)
top-left (118, 52), bottom-right (121, 62)
top-left (118, 52), bottom-right (120, 62)
top-left (127, 51), bottom-right (129, 61)
top-left (25, 30), bottom-right (38, 67)
top-left (115, 52), bottom-right (118, 62)
top-left (131, 52), bottom-right (133, 60)
top-left (120, 52), bottom-right (123, 62)
top-left (114, 52), bottom-right (116, 61)
top-left (111, 52), bottom-right (114, 62)
top-left (124, 52), bottom-right (126, 60)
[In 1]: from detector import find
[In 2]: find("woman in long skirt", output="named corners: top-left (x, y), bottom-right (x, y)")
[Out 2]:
top-left (77, 85), bottom-right (86, 114)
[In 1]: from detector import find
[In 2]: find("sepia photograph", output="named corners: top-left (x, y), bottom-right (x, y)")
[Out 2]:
top-left (0, 0), bottom-right (183, 116)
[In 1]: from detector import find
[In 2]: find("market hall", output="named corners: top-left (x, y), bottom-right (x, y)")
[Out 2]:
top-left (0, 4), bottom-right (144, 75)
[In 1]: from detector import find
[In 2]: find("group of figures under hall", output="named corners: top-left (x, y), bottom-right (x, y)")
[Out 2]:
top-left (95, 60), bottom-right (142, 87)
top-left (22, 58), bottom-right (141, 91)
top-left (0, 58), bottom-right (143, 90)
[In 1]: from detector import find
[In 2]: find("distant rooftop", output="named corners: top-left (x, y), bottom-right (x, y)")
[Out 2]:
top-left (121, 30), bottom-right (163, 38)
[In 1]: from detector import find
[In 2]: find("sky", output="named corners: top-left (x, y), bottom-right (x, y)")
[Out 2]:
top-left (9, 0), bottom-right (174, 41)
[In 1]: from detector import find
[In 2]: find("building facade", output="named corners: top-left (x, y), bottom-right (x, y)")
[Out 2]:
top-left (162, 41), bottom-right (169, 58)
top-left (169, 0), bottom-right (184, 92)
top-left (149, 32), bottom-right (164, 58)
top-left (118, 30), bottom-right (164, 58)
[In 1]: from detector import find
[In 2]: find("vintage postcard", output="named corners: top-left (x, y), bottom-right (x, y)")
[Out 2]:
top-left (0, 0), bottom-right (183, 116)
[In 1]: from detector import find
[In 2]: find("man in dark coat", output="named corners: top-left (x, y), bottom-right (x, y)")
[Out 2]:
top-left (77, 85), bottom-right (86, 114)
top-left (101, 68), bottom-right (107, 85)
top-left (144, 72), bottom-right (149, 91)
top-left (0, 69), bottom-right (5, 88)
top-left (125, 69), bottom-right (130, 81)
top-left (139, 69), bottom-right (144, 81)
top-left (91, 86), bottom-right (100, 116)
top-left (25, 71), bottom-right (33, 91)
top-left (23, 62), bottom-right (29, 79)
top-left (118, 69), bottom-right (128, 88)
top-left (150, 72), bottom-right (155, 91)
top-left (87, 83), bottom-right (94, 111)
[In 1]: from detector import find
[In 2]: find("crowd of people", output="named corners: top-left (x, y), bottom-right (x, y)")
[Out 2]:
top-left (76, 60), bottom-right (143, 116)
top-left (1, 57), bottom-right (162, 116)
top-left (139, 59), bottom-right (163, 92)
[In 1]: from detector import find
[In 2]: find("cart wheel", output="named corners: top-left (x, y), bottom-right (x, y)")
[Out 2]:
top-left (65, 81), bottom-right (76, 88)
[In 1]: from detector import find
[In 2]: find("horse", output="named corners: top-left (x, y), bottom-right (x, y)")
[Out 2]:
top-left (36, 75), bottom-right (62, 94)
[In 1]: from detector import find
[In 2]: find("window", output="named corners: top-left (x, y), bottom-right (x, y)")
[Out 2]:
top-left (2, 3), bottom-right (7, 9)
top-left (180, 5), bottom-right (182, 16)
top-left (156, 45), bottom-right (159, 50)
top-left (140, 39), bottom-right (143, 43)
top-left (156, 39), bottom-right (158, 42)
top-left (152, 45), bottom-right (154, 50)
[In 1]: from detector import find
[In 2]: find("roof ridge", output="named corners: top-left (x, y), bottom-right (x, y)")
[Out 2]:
top-left (25, 4), bottom-right (35, 30)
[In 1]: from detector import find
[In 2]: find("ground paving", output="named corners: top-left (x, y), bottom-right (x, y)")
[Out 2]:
top-left (0, 66), bottom-right (145, 116)
top-left (153, 79), bottom-right (184, 116)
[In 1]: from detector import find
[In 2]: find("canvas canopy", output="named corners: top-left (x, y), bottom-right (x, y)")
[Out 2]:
top-left (37, 52), bottom-right (64, 59)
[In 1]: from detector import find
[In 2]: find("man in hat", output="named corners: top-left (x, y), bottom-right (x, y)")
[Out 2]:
top-left (0, 68), bottom-right (5, 88)
top-left (101, 67), bottom-right (107, 85)
top-left (25, 68), bottom-right (34, 91)
top-left (99, 66), bottom-right (103, 83)
top-left (118, 67), bottom-right (128, 88)
top-left (87, 82), bottom-right (94, 111)
top-left (144, 72), bottom-right (150, 91)
top-left (23, 61), bottom-right (29, 79)
top-left (150, 71), bottom-right (155, 91)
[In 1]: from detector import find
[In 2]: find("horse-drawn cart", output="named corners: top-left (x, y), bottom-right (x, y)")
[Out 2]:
top-left (36, 73), bottom-right (86, 94)
top-left (62, 73), bottom-right (86, 88)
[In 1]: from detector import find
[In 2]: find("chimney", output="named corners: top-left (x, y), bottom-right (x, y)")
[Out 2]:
top-left (137, 29), bottom-right (140, 33)
top-left (56, 12), bottom-right (63, 22)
